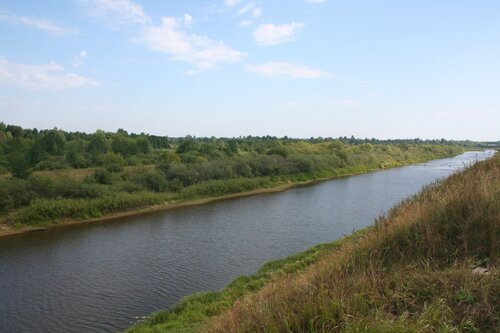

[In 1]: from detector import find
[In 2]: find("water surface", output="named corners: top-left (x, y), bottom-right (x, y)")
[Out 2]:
top-left (0, 151), bottom-right (494, 332)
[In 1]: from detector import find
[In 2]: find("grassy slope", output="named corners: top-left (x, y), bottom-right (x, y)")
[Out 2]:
top-left (127, 153), bottom-right (499, 333)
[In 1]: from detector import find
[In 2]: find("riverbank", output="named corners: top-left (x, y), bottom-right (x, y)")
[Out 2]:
top-left (126, 152), bottom-right (499, 332)
top-left (1, 137), bottom-right (467, 237)
top-left (0, 165), bottom-right (403, 238)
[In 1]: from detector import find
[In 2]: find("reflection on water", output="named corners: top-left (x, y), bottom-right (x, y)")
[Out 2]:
top-left (0, 151), bottom-right (494, 333)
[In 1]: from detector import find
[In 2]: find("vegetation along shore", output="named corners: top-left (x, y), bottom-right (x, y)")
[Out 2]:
top-left (126, 149), bottom-right (499, 332)
top-left (0, 122), bottom-right (484, 236)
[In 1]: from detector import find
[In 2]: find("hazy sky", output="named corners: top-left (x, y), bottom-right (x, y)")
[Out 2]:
top-left (0, 0), bottom-right (499, 140)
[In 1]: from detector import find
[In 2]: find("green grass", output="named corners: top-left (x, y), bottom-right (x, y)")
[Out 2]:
top-left (125, 232), bottom-right (369, 333)
top-left (13, 192), bottom-right (169, 225)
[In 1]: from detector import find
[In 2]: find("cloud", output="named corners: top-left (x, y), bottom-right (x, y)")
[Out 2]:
top-left (73, 50), bottom-right (88, 67)
top-left (80, 0), bottom-right (243, 71)
top-left (252, 8), bottom-right (262, 18)
top-left (245, 62), bottom-right (332, 79)
top-left (183, 13), bottom-right (193, 25)
top-left (253, 22), bottom-right (304, 46)
top-left (238, 3), bottom-right (257, 15)
top-left (305, 0), bottom-right (326, 3)
top-left (0, 58), bottom-right (100, 90)
top-left (79, 0), bottom-right (151, 26)
top-left (236, 3), bottom-right (261, 27)
top-left (225, 0), bottom-right (241, 6)
top-left (135, 17), bottom-right (245, 70)
top-left (0, 12), bottom-right (77, 36)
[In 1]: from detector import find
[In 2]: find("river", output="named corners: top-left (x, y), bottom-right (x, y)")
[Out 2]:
top-left (0, 151), bottom-right (494, 332)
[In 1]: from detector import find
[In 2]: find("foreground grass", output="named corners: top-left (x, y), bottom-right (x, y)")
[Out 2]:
top-left (127, 153), bottom-right (499, 332)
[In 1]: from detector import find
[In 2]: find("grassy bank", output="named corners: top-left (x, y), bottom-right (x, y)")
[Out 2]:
top-left (0, 141), bottom-right (464, 232)
top-left (127, 152), bottom-right (499, 332)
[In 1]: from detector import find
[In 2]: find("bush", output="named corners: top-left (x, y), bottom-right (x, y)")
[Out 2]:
top-left (14, 192), bottom-right (168, 225)
top-left (139, 170), bottom-right (168, 192)
top-left (35, 156), bottom-right (68, 171)
top-left (180, 177), bottom-right (271, 199)
top-left (0, 178), bottom-right (36, 211)
top-left (112, 181), bottom-right (145, 193)
top-left (93, 168), bottom-right (114, 185)
top-left (104, 152), bottom-right (124, 173)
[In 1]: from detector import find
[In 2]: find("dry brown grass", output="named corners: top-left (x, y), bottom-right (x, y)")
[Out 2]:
top-left (203, 154), bottom-right (500, 333)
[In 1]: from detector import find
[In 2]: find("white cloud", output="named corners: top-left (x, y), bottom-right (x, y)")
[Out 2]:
top-left (135, 17), bottom-right (245, 70)
top-left (79, 0), bottom-right (151, 26)
top-left (252, 8), bottom-right (262, 18)
top-left (245, 62), bottom-right (332, 79)
top-left (0, 12), bottom-right (77, 36)
top-left (238, 3), bottom-right (256, 15)
top-left (305, 0), bottom-right (326, 3)
top-left (80, 0), bottom-right (242, 71)
top-left (0, 58), bottom-right (100, 91)
top-left (225, 0), bottom-right (240, 6)
top-left (253, 22), bottom-right (304, 46)
top-left (183, 13), bottom-right (193, 25)
top-left (360, 80), bottom-right (370, 85)
top-left (73, 50), bottom-right (88, 67)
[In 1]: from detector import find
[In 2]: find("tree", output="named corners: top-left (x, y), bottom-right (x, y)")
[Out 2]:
top-left (65, 139), bottom-right (89, 168)
top-left (176, 136), bottom-right (198, 154)
top-left (88, 130), bottom-right (110, 155)
top-left (111, 134), bottom-right (138, 156)
top-left (40, 129), bottom-right (66, 155)
top-left (156, 151), bottom-right (180, 175)
top-left (87, 130), bottom-right (110, 164)
top-left (136, 136), bottom-right (152, 154)
top-left (5, 138), bottom-right (33, 178)
top-left (104, 152), bottom-right (124, 173)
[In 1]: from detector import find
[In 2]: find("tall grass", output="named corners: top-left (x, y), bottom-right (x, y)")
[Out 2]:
top-left (14, 192), bottom-right (169, 225)
top-left (128, 153), bottom-right (499, 332)
top-left (204, 153), bottom-right (499, 333)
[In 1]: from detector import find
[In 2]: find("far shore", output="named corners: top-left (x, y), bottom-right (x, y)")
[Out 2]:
top-left (0, 168), bottom-right (383, 238)
top-left (3, 149), bottom-right (493, 239)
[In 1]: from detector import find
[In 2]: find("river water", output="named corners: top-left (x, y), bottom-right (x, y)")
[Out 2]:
top-left (0, 151), bottom-right (494, 333)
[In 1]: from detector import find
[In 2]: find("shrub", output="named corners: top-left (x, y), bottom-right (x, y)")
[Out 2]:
top-left (104, 152), bottom-right (125, 173)
top-left (93, 168), bottom-right (114, 185)
top-left (0, 178), bottom-right (36, 210)
top-left (14, 192), bottom-right (168, 225)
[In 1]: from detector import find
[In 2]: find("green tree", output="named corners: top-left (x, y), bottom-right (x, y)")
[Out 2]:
top-left (5, 138), bottom-right (33, 178)
top-left (88, 130), bottom-right (110, 155)
top-left (65, 139), bottom-right (89, 168)
top-left (104, 152), bottom-right (125, 173)
top-left (136, 137), bottom-right (152, 154)
top-left (176, 136), bottom-right (198, 154)
top-left (111, 134), bottom-right (138, 156)
top-left (87, 130), bottom-right (110, 164)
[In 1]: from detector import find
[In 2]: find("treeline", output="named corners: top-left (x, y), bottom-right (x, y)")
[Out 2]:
top-left (0, 122), bottom-right (477, 178)
top-left (0, 123), bottom-right (465, 227)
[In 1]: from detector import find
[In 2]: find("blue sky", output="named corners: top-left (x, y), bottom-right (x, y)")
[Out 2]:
top-left (0, 0), bottom-right (499, 140)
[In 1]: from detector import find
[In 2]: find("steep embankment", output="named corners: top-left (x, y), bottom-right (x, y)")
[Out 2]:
top-left (127, 152), bottom-right (499, 332)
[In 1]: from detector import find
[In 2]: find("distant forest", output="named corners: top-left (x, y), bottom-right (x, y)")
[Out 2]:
top-left (0, 122), bottom-right (488, 227)
top-left (0, 122), bottom-right (489, 178)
